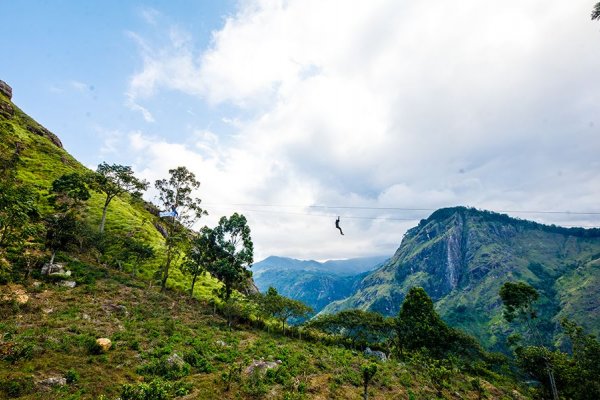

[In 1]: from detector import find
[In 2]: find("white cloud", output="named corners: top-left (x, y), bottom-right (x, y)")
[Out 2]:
top-left (123, 0), bottom-right (600, 260)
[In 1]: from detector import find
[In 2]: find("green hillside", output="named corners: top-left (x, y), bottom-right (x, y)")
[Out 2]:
top-left (0, 84), bottom-right (219, 297)
top-left (321, 207), bottom-right (600, 351)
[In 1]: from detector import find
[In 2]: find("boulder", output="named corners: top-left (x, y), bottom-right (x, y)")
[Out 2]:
top-left (26, 124), bottom-right (63, 148)
top-left (58, 280), bottom-right (76, 288)
top-left (96, 338), bottom-right (112, 352)
top-left (166, 353), bottom-right (185, 369)
top-left (38, 376), bottom-right (66, 387)
top-left (41, 262), bottom-right (68, 276)
top-left (364, 347), bottom-right (388, 362)
top-left (0, 80), bottom-right (12, 100)
top-left (245, 358), bottom-right (282, 375)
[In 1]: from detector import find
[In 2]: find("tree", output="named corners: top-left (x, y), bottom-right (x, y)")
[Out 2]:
top-left (593, 2), bottom-right (600, 20)
top-left (395, 287), bottom-right (450, 357)
top-left (45, 173), bottom-right (91, 264)
top-left (309, 309), bottom-right (394, 348)
top-left (90, 162), bottom-right (148, 233)
top-left (499, 281), bottom-right (558, 400)
top-left (205, 213), bottom-right (253, 301)
top-left (49, 173), bottom-right (90, 210)
top-left (154, 166), bottom-right (206, 291)
top-left (261, 287), bottom-right (312, 334)
top-left (361, 363), bottom-right (378, 400)
top-left (181, 226), bottom-right (215, 296)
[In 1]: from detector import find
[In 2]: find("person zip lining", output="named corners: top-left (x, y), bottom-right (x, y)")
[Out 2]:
top-left (335, 216), bottom-right (344, 235)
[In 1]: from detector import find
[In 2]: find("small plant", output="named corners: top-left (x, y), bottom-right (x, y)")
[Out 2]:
top-left (65, 368), bottom-right (79, 384)
top-left (0, 376), bottom-right (34, 398)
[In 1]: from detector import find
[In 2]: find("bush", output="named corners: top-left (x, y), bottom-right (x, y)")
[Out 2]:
top-left (65, 368), bottom-right (79, 384)
top-left (0, 376), bottom-right (34, 398)
top-left (137, 354), bottom-right (191, 380)
top-left (183, 350), bottom-right (213, 373)
top-left (120, 379), bottom-right (191, 400)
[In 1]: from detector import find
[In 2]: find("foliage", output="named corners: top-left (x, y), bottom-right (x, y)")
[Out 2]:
top-left (395, 287), bottom-right (451, 357)
top-left (204, 213), bottom-right (253, 301)
top-left (259, 287), bottom-right (312, 333)
top-left (499, 281), bottom-right (539, 323)
top-left (181, 226), bottom-right (214, 296)
top-left (309, 309), bottom-right (393, 348)
top-left (48, 172), bottom-right (90, 210)
top-left (89, 162), bottom-right (149, 233)
top-left (154, 166), bottom-right (207, 291)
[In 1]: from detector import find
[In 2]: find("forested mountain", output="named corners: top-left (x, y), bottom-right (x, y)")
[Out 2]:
top-left (322, 207), bottom-right (600, 350)
top-left (252, 256), bottom-right (387, 312)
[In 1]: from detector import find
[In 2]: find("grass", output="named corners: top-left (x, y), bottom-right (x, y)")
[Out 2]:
top-left (0, 261), bottom-right (532, 399)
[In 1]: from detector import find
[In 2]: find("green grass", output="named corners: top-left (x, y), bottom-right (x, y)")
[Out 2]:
top-left (0, 263), bottom-right (532, 399)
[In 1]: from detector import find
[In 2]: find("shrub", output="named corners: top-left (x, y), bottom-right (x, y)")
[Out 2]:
top-left (0, 376), bottom-right (34, 398)
top-left (120, 379), bottom-right (171, 400)
top-left (65, 368), bottom-right (79, 384)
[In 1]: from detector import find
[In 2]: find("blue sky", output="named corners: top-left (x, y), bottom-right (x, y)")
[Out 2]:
top-left (2, 1), bottom-right (600, 261)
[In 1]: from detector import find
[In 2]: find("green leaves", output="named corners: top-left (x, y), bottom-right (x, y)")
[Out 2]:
top-left (499, 281), bottom-right (539, 323)
top-left (205, 213), bottom-right (254, 301)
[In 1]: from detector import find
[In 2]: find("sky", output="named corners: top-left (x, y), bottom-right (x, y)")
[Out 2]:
top-left (2, 0), bottom-right (600, 261)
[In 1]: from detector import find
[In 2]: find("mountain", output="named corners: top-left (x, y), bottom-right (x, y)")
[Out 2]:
top-left (252, 255), bottom-right (387, 312)
top-left (321, 207), bottom-right (600, 351)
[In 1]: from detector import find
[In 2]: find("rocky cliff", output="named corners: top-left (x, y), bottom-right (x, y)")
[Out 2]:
top-left (0, 79), bottom-right (62, 148)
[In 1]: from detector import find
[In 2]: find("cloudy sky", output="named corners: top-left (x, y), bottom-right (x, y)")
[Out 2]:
top-left (2, 0), bottom-right (600, 261)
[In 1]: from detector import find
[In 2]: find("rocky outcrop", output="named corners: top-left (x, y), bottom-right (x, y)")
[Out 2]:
top-left (245, 359), bottom-right (282, 375)
top-left (0, 101), bottom-right (13, 119)
top-left (26, 123), bottom-right (63, 148)
top-left (0, 80), bottom-right (12, 100)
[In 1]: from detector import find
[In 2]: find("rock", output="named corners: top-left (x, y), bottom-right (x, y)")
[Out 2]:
top-left (364, 347), bottom-right (388, 362)
top-left (245, 358), bottom-right (282, 375)
top-left (0, 101), bottom-right (13, 119)
top-left (82, 313), bottom-right (91, 320)
top-left (42, 308), bottom-right (54, 314)
top-left (41, 262), bottom-right (68, 276)
top-left (38, 376), bottom-right (66, 387)
top-left (215, 340), bottom-right (228, 347)
top-left (25, 123), bottom-right (63, 148)
top-left (166, 353), bottom-right (185, 369)
top-left (0, 80), bottom-right (12, 100)
top-left (58, 280), bottom-right (76, 288)
top-left (96, 338), bottom-right (112, 352)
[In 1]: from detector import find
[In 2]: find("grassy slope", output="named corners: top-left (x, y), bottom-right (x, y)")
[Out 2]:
top-left (0, 263), bottom-right (530, 400)
top-left (0, 91), bottom-right (220, 298)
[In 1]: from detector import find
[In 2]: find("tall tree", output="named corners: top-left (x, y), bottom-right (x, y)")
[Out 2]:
top-left (182, 226), bottom-right (216, 296)
top-left (499, 281), bottom-right (558, 400)
top-left (90, 162), bottom-right (148, 233)
top-left (205, 213), bottom-right (253, 301)
top-left (154, 166), bottom-right (206, 291)
top-left (361, 363), bottom-right (378, 400)
top-left (395, 287), bottom-right (450, 357)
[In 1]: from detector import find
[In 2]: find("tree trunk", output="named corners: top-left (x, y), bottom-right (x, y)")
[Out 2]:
top-left (190, 273), bottom-right (197, 297)
top-left (50, 251), bottom-right (56, 265)
top-left (363, 383), bottom-right (369, 400)
top-left (99, 196), bottom-right (112, 233)
top-left (161, 245), bottom-right (172, 292)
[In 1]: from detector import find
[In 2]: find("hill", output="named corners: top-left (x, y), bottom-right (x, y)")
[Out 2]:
top-left (252, 256), bottom-right (387, 313)
top-left (321, 207), bottom-right (600, 350)
top-left (0, 80), bottom-right (219, 296)
top-left (0, 263), bottom-right (531, 399)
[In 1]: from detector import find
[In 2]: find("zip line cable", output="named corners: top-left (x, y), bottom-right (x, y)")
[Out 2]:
top-left (204, 204), bottom-right (600, 227)
top-left (203, 203), bottom-right (600, 216)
